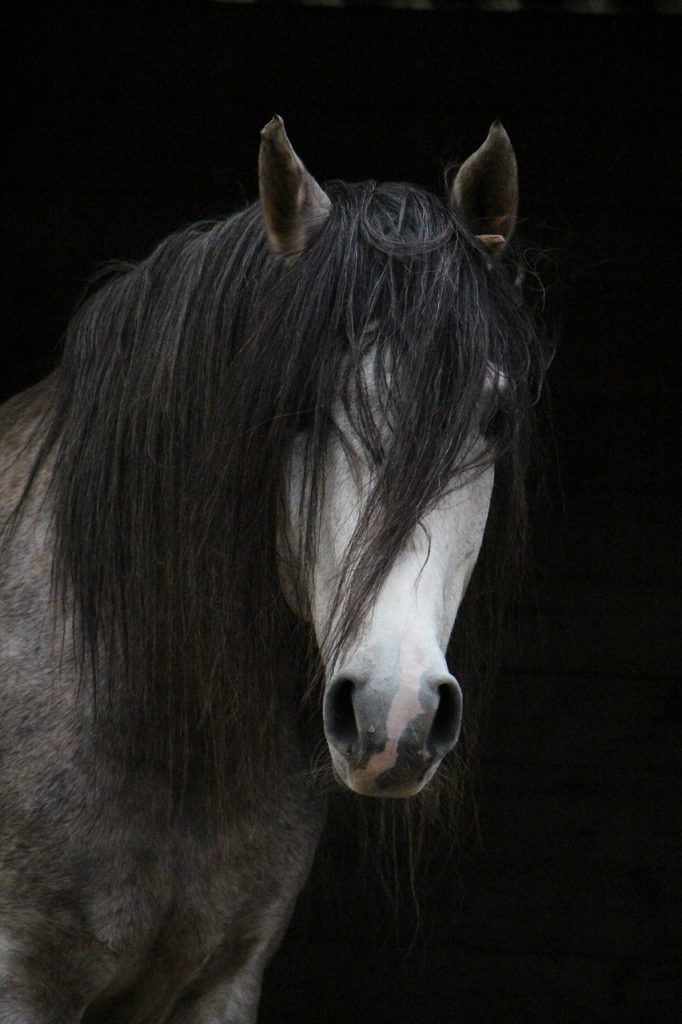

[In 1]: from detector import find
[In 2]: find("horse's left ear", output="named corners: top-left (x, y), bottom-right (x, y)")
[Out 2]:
top-left (449, 122), bottom-right (518, 252)
top-left (259, 115), bottom-right (332, 257)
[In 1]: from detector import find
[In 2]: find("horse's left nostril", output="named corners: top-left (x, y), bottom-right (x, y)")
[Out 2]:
top-left (427, 679), bottom-right (463, 756)
top-left (324, 675), bottom-right (360, 754)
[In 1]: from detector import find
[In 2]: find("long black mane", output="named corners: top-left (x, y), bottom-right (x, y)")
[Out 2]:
top-left (24, 179), bottom-right (545, 805)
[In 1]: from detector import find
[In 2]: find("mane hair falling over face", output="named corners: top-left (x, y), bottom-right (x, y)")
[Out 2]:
top-left (27, 126), bottom-right (547, 811)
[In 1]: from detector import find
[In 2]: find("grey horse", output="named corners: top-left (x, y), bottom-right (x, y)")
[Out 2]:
top-left (0, 118), bottom-right (540, 1022)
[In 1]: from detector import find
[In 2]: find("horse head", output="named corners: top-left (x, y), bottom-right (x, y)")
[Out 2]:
top-left (261, 116), bottom-right (519, 798)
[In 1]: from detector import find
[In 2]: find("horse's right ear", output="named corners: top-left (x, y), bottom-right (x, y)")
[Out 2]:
top-left (258, 116), bottom-right (332, 257)
top-left (449, 122), bottom-right (518, 252)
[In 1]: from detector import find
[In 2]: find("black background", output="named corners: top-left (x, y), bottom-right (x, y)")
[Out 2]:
top-left (3, 3), bottom-right (681, 1022)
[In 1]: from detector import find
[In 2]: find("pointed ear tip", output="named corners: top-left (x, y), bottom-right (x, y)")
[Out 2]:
top-left (260, 114), bottom-right (285, 139)
top-left (489, 120), bottom-right (511, 142)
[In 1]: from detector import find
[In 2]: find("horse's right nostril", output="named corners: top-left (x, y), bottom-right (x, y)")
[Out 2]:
top-left (324, 675), bottom-right (360, 754)
top-left (426, 679), bottom-right (463, 756)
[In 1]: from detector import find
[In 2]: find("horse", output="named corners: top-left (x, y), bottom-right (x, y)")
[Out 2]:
top-left (0, 116), bottom-right (544, 1023)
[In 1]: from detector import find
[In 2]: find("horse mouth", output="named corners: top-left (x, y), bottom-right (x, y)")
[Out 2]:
top-left (351, 777), bottom-right (427, 799)
top-left (330, 750), bottom-right (441, 799)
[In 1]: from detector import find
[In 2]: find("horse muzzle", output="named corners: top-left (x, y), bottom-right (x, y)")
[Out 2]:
top-left (323, 666), bottom-right (463, 798)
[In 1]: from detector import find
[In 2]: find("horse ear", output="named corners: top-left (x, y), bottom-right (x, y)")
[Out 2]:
top-left (449, 122), bottom-right (518, 252)
top-left (258, 115), bottom-right (331, 257)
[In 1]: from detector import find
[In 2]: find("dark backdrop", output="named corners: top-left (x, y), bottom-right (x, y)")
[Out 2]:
top-left (3, 4), bottom-right (680, 1023)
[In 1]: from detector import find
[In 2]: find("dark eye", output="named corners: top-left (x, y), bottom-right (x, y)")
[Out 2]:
top-left (479, 406), bottom-right (507, 443)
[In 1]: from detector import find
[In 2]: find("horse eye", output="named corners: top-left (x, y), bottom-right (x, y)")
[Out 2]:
top-left (480, 407), bottom-right (506, 442)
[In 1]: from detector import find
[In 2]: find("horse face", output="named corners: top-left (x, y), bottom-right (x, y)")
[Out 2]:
top-left (280, 379), bottom-right (494, 799)
top-left (265, 117), bottom-right (518, 797)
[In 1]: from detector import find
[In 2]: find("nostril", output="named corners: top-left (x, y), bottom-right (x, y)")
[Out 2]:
top-left (324, 676), bottom-right (360, 753)
top-left (427, 680), bottom-right (463, 755)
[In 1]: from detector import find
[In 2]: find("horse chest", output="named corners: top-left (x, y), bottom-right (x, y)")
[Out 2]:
top-left (81, 784), bottom-right (323, 1021)
top-left (96, 812), bottom-right (281, 949)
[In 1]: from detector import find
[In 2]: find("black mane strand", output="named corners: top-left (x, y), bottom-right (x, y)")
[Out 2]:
top-left (33, 180), bottom-right (546, 806)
